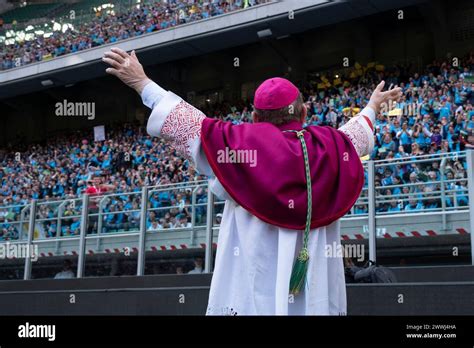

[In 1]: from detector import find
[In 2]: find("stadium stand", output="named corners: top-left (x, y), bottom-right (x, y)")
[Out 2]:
top-left (1, 53), bottom-right (472, 210)
top-left (0, 0), bottom-right (473, 285)
top-left (0, 0), bottom-right (266, 70)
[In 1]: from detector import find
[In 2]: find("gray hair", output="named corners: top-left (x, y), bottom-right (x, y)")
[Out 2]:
top-left (253, 94), bottom-right (304, 125)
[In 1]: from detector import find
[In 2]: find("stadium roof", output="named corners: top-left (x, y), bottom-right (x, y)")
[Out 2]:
top-left (0, 0), bottom-right (429, 100)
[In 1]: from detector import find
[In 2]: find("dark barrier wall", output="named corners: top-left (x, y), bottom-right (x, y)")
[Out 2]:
top-left (0, 269), bottom-right (473, 315)
top-left (347, 283), bottom-right (474, 315)
top-left (390, 265), bottom-right (474, 283)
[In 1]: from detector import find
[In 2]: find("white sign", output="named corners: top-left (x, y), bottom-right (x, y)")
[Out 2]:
top-left (94, 125), bottom-right (105, 142)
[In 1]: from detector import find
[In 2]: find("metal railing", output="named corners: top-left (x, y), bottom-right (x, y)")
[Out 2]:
top-left (0, 151), bottom-right (473, 280)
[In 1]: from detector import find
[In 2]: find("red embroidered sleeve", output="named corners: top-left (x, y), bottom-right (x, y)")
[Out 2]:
top-left (160, 100), bottom-right (206, 160)
top-left (338, 116), bottom-right (373, 157)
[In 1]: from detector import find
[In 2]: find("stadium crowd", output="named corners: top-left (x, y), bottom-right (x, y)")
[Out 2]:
top-left (1, 53), bottom-right (474, 240)
top-left (0, 0), bottom-right (263, 70)
top-left (0, 123), bottom-right (211, 239)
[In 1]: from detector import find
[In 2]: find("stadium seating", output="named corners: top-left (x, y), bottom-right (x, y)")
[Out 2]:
top-left (0, 0), bottom-right (264, 70)
top-left (0, 0), bottom-right (472, 278)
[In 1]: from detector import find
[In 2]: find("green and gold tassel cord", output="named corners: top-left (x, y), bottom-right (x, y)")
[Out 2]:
top-left (283, 129), bottom-right (312, 295)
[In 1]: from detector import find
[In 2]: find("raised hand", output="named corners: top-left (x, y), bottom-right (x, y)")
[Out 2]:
top-left (367, 81), bottom-right (403, 114)
top-left (103, 47), bottom-right (151, 94)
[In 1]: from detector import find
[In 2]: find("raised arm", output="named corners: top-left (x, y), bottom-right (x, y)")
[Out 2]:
top-left (338, 81), bottom-right (402, 157)
top-left (102, 48), bottom-right (208, 169)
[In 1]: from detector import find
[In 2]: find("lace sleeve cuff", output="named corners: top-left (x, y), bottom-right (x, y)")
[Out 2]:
top-left (338, 114), bottom-right (375, 157)
top-left (159, 100), bottom-right (206, 160)
top-left (146, 91), bottom-right (183, 137)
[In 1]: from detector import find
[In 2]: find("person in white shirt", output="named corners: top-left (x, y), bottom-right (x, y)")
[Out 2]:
top-left (187, 257), bottom-right (204, 274)
top-left (54, 260), bottom-right (75, 279)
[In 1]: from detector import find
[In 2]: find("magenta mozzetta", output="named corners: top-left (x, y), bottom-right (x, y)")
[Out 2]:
top-left (200, 117), bottom-right (364, 231)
